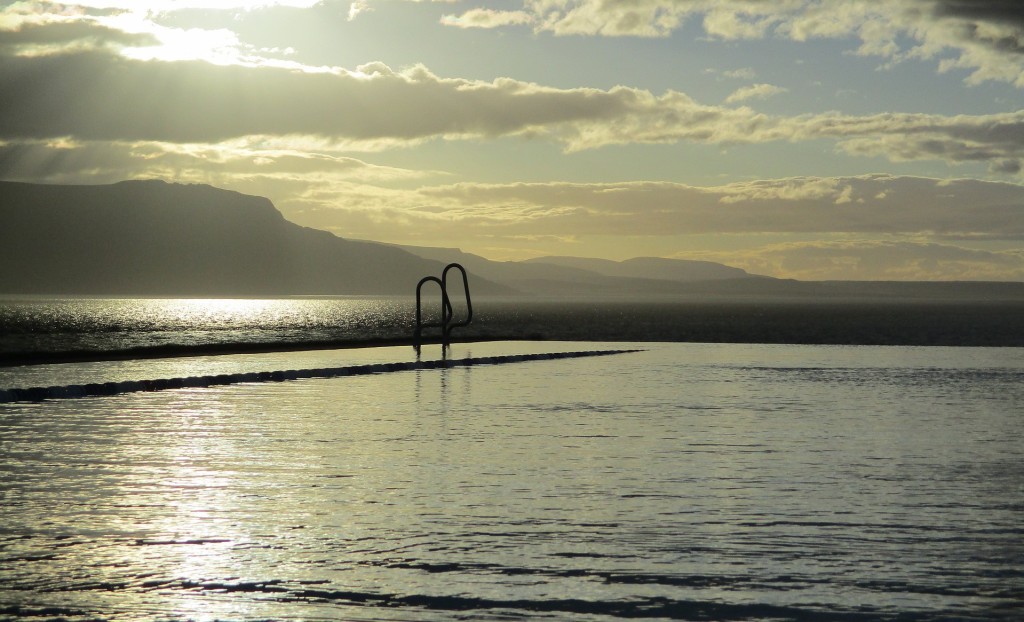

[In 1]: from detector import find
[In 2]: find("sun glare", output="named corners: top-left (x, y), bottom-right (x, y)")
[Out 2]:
top-left (63, 1), bottom-right (319, 64)
top-left (59, 1), bottom-right (322, 10)
top-left (121, 23), bottom-right (243, 63)
top-left (176, 298), bottom-right (276, 321)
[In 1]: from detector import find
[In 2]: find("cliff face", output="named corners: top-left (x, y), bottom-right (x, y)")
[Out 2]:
top-left (0, 180), bottom-right (501, 295)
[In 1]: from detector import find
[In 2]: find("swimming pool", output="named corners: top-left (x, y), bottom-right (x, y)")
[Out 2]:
top-left (2, 342), bottom-right (1022, 620)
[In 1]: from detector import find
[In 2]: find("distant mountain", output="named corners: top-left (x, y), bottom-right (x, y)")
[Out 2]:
top-left (524, 255), bottom-right (752, 281)
top-left (4, 180), bottom-right (1022, 302)
top-left (0, 180), bottom-right (510, 296)
top-left (397, 244), bottom-right (765, 297)
top-left (398, 244), bottom-right (1024, 302)
top-left (396, 245), bottom-right (624, 286)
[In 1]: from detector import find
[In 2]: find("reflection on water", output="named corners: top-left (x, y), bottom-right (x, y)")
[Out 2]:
top-left (0, 296), bottom-right (413, 354)
top-left (4, 296), bottom-right (1024, 358)
top-left (1, 342), bottom-right (1022, 620)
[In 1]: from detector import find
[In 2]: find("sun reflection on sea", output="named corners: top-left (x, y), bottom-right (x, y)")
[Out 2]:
top-left (140, 297), bottom-right (408, 336)
top-left (167, 298), bottom-right (282, 321)
top-left (0, 296), bottom-right (414, 357)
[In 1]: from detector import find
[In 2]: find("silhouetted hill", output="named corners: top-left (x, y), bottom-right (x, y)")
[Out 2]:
top-left (0, 180), bottom-right (510, 296)
top-left (4, 180), bottom-right (1022, 302)
top-left (524, 255), bottom-right (751, 281)
top-left (399, 245), bottom-right (1024, 302)
top-left (398, 245), bottom-right (784, 298)
top-left (396, 245), bottom-right (627, 287)
top-left (397, 246), bottom-right (758, 292)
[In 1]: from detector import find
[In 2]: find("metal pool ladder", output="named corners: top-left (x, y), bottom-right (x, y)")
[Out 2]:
top-left (415, 262), bottom-right (473, 350)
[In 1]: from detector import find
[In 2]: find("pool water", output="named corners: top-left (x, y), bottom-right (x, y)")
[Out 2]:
top-left (1, 342), bottom-right (1022, 621)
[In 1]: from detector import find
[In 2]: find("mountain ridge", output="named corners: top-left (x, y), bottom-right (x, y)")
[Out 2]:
top-left (523, 255), bottom-right (753, 281)
top-left (3, 180), bottom-right (1023, 302)
top-left (0, 179), bottom-right (511, 296)
top-left (392, 243), bottom-right (770, 297)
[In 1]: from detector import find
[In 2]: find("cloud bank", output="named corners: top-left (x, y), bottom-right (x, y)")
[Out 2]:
top-left (1, 46), bottom-right (1022, 174)
top-left (3, 1), bottom-right (1023, 281)
top-left (439, 0), bottom-right (1024, 87)
top-left (279, 174), bottom-right (1024, 280)
top-left (675, 240), bottom-right (1024, 282)
top-left (2, 2), bottom-right (1022, 175)
top-left (403, 175), bottom-right (1024, 239)
top-left (259, 174), bottom-right (1023, 244)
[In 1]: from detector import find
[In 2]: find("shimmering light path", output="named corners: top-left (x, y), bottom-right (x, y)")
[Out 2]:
top-left (0, 349), bottom-right (639, 403)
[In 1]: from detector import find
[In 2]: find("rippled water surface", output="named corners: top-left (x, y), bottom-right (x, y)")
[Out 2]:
top-left (4, 296), bottom-right (1024, 355)
top-left (0, 297), bottom-right (413, 353)
top-left (1, 342), bottom-right (1022, 621)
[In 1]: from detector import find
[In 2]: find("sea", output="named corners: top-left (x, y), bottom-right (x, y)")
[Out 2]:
top-left (1, 296), bottom-right (1022, 621)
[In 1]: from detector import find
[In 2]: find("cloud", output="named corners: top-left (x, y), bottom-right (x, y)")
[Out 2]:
top-left (0, 16), bottom-right (156, 56)
top-left (526, 1), bottom-right (687, 37)
top-left (673, 239), bottom-right (1024, 281)
top-left (2, 7), bottom-right (1023, 173)
top-left (715, 177), bottom-right (841, 204)
top-left (0, 48), bottom-right (774, 147)
top-left (270, 174), bottom-right (1024, 279)
top-left (443, 1), bottom-right (1024, 88)
top-left (441, 9), bottom-right (533, 29)
top-left (0, 1), bottom-right (325, 65)
top-left (0, 136), bottom-right (441, 198)
top-left (0, 4), bottom-right (144, 54)
top-left (992, 158), bottom-right (1023, 175)
top-left (724, 83), bottom-right (787, 104)
top-left (11, 1), bottom-right (324, 11)
top-left (929, 0), bottom-right (1024, 23)
top-left (295, 174), bottom-right (1024, 239)
top-left (803, 110), bottom-right (1024, 172)
top-left (1, 42), bottom-right (1021, 173)
top-left (723, 67), bottom-right (756, 79)
top-left (347, 1), bottom-right (370, 20)
top-left (701, 5), bottom-right (781, 40)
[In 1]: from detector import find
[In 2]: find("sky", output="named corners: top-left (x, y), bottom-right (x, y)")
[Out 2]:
top-left (1, 0), bottom-right (1023, 281)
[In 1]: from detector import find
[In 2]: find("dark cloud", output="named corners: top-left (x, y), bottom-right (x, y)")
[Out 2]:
top-left (0, 20), bottom-right (156, 51)
top-left (991, 158), bottom-right (1023, 174)
top-left (0, 138), bottom-right (431, 188)
top-left (0, 141), bottom-right (103, 181)
top-left (951, 19), bottom-right (1024, 56)
top-left (1, 47), bottom-right (1020, 171)
top-left (931, 0), bottom-right (1024, 26)
top-left (0, 10), bottom-right (1020, 174)
top-left (0, 51), bottom-right (644, 144)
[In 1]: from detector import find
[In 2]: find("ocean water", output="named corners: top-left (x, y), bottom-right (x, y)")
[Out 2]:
top-left (3, 295), bottom-right (1023, 360)
top-left (0, 297), bottom-right (413, 355)
top-left (1, 337), bottom-right (1022, 621)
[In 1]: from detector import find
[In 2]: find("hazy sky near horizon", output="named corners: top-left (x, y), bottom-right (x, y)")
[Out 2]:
top-left (1, 0), bottom-right (1023, 280)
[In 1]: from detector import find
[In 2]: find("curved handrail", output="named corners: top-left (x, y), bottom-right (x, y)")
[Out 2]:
top-left (414, 263), bottom-right (472, 350)
top-left (414, 275), bottom-right (447, 348)
top-left (441, 263), bottom-right (473, 342)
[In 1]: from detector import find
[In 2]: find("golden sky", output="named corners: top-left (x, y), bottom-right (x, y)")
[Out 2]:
top-left (1, 1), bottom-right (1023, 280)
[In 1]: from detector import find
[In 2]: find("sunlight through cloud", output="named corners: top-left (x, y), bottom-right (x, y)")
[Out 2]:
top-left (2, 0), bottom-right (1023, 280)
